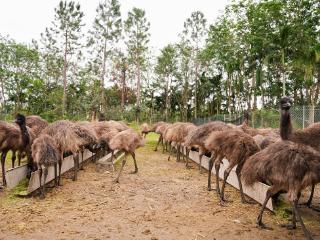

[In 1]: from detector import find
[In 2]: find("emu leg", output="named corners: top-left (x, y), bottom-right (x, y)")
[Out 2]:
top-left (207, 155), bottom-right (214, 191)
top-left (110, 150), bottom-right (115, 171)
top-left (114, 154), bottom-right (127, 183)
top-left (58, 154), bottom-right (63, 186)
top-left (235, 162), bottom-right (252, 204)
top-left (39, 167), bottom-right (44, 199)
top-left (185, 148), bottom-right (190, 168)
top-left (257, 186), bottom-right (277, 229)
top-left (18, 151), bottom-right (22, 166)
top-left (214, 155), bottom-right (223, 196)
top-left (305, 184), bottom-right (315, 208)
top-left (154, 135), bottom-right (162, 151)
top-left (42, 168), bottom-right (48, 199)
top-left (11, 151), bottom-right (16, 168)
top-left (130, 152), bottom-right (138, 174)
top-left (220, 165), bottom-right (233, 203)
top-left (73, 153), bottom-right (79, 181)
top-left (293, 200), bottom-right (313, 240)
top-left (80, 150), bottom-right (84, 170)
top-left (167, 142), bottom-right (173, 161)
top-left (176, 144), bottom-right (181, 162)
top-left (1, 150), bottom-right (8, 186)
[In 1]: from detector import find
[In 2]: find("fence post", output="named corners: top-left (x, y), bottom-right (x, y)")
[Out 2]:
top-left (303, 106), bottom-right (305, 129)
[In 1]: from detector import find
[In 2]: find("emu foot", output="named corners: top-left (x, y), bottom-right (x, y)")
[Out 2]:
top-left (280, 223), bottom-right (296, 230)
top-left (129, 169), bottom-right (138, 174)
top-left (154, 149), bottom-right (158, 152)
top-left (300, 202), bottom-right (312, 208)
top-left (309, 206), bottom-right (320, 212)
top-left (39, 194), bottom-right (45, 200)
top-left (113, 179), bottom-right (120, 184)
top-left (242, 198), bottom-right (255, 204)
top-left (219, 195), bottom-right (232, 205)
top-left (257, 222), bottom-right (273, 230)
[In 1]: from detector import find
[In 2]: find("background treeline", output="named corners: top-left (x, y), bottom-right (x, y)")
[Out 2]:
top-left (0, 0), bottom-right (319, 122)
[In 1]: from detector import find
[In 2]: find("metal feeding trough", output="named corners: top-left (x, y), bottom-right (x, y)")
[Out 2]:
top-left (182, 148), bottom-right (273, 211)
top-left (5, 149), bottom-right (98, 194)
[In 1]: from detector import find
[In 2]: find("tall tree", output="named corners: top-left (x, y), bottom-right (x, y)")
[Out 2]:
top-left (155, 44), bottom-right (177, 121)
top-left (88, 0), bottom-right (122, 115)
top-left (182, 11), bottom-right (207, 118)
top-left (124, 7), bottom-right (150, 119)
top-left (43, 1), bottom-right (84, 116)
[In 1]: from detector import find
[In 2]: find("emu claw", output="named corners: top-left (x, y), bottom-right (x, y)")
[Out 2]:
top-left (113, 179), bottom-right (119, 184)
top-left (129, 170), bottom-right (138, 174)
top-left (280, 224), bottom-right (296, 230)
top-left (242, 199), bottom-right (255, 204)
top-left (257, 222), bottom-right (273, 230)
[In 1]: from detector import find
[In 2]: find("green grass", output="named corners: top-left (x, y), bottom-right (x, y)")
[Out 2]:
top-left (1, 178), bottom-right (29, 205)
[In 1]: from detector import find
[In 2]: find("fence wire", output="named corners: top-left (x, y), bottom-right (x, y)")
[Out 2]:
top-left (192, 106), bottom-right (320, 129)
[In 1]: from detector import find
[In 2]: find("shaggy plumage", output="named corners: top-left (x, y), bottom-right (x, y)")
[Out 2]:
top-left (26, 115), bottom-right (49, 137)
top-left (280, 96), bottom-right (320, 206)
top-left (184, 121), bottom-right (234, 170)
top-left (205, 130), bottom-right (260, 203)
top-left (109, 128), bottom-right (145, 183)
top-left (32, 134), bottom-right (60, 198)
top-left (41, 120), bottom-right (82, 183)
top-left (154, 122), bottom-right (171, 152)
top-left (242, 141), bottom-right (320, 239)
top-left (0, 114), bottom-right (35, 186)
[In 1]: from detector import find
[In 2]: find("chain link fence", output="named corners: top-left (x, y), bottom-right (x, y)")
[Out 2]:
top-left (192, 106), bottom-right (320, 129)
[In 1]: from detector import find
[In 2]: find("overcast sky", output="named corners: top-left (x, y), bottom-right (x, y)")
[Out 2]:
top-left (0, 0), bottom-right (230, 50)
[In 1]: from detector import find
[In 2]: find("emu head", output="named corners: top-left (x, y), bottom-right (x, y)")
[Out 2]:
top-left (14, 113), bottom-right (26, 126)
top-left (280, 97), bottom-right (292, 111)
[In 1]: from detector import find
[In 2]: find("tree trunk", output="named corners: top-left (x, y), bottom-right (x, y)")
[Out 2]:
top-left (121, 67), bottom-right (126, 112)
top-left (194, 61), bottom-right (199, 118)
top-left (100, 39), bottom-right (107, 115)
top-left (62, 31), bottom-right (68, 116)
top-left (252, 69), bottom-right (257, 110)
top-left (165, 75), bottom-right (170, 122)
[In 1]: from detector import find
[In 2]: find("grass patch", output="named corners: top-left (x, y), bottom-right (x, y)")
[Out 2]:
top-left (273, 197), bottom-right (292, 220)
top-left (2, 178), bottom-right (29, 205)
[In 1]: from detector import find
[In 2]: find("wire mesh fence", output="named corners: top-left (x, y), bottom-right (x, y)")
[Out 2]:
top-left (192, 106), bottom-right (320, 129)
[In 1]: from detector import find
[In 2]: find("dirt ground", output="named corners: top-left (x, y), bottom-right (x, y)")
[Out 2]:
top-left (1, 135), bottom-right (320, 240)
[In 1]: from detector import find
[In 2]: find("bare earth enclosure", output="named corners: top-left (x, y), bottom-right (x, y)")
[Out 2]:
top-left (1, 134), bottom-right (320, 240)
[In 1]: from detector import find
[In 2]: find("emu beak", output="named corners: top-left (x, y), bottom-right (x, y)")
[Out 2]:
top-left (282, 102), bottom-right (291, 108)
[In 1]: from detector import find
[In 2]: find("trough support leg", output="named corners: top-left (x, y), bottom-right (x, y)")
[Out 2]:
top-left (199, 152), bottom-right (204, 173)
top-left (54, 163), bottom-right (58, 186)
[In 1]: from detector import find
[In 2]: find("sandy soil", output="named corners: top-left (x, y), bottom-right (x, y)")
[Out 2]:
top-left (1, 137), bottom-right (320, 240)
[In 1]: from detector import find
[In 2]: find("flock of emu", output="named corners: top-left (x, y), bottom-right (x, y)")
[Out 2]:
top-left (141, 97), bottom-right (319, 240)
top-left (0, 115), bottom-right (144, 197)
top-left (0, 96), bottom-right (319, 239)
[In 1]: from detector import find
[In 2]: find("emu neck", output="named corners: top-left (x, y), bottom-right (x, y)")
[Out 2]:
top-left (18, 123), bottom-right (30, 146)
top-left (280, 109), bottom-right (292, 140)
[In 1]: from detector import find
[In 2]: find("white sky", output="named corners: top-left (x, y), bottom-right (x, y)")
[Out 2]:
top-left (0, 0), bottom-right (230, 51)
